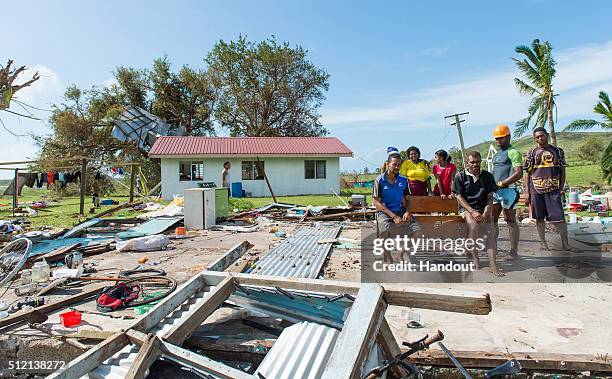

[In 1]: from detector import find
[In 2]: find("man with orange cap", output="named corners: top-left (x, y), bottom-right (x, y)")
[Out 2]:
top-left (491, 124), bottom-right (523, 261)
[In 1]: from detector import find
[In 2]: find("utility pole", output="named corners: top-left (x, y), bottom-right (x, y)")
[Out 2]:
top-left (444, 112), bottom-right (469, 170)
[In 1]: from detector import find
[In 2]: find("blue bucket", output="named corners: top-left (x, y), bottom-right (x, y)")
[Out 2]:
top-left (231, 182), bottom-right (243, 198)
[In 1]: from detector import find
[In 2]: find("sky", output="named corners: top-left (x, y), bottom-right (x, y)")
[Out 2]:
top-left (2, 0), bottom-right (612, 178)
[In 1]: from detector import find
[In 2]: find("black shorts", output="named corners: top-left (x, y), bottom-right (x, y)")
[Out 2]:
top-left (530, 189), bottom-right (564, 222)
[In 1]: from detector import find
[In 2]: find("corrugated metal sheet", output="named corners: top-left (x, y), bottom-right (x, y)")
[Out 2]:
top-left (87, 285), bottom-right (227, 379)
top-left (253, 225), bottom-right (341, 278)
top-left (149, 136), bottom-right (353, 157)
top-left (231, 286), bottom-right (352, 328)
top-left (255, 322), bottom-right (339, 379)
top-left (112, 106), bottom-right (184, 150)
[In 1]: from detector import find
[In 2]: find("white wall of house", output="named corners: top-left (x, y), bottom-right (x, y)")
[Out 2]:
top-left (160, 156), bottom-right (341, 200)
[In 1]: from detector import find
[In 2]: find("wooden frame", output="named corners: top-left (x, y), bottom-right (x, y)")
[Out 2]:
top-left (47, 271), bottom-right (493, 379)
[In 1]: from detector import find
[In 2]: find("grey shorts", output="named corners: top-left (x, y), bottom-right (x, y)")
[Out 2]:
top-left (376, 212), bottom-right (421, 238)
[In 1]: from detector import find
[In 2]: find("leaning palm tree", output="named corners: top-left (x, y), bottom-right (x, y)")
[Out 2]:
top-left (513, 39), bottom-right (558, 145)
top-left (564, 91), bottom-right (612, 184)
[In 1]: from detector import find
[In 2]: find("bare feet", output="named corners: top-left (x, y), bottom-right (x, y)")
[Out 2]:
top-left (562, 244), bottom-right (579, 253)
top-left (504, 252), bottom-right (520, 262)
top-left (490, 266), bottom-right (506, 277)
top-left (540, 242), bottom-right (550, 252)
top-left (471, 256), bottom-right (481, 270)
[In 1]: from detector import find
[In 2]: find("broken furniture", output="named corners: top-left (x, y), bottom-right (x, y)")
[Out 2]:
top-left (407, 196), bottom-right (467, 239)
top-left (48, 271), bottom-right (492, 379)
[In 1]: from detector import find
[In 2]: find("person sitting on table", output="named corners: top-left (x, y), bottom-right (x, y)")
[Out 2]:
top-left (452, 150), bottom-right (503, 276)
top-left (372, 153), bottom-right (421, 262)
top-left (400, 146), bottom-right (431, 196)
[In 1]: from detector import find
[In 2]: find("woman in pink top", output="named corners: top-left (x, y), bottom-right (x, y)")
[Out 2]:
top-left (432, 149), bottom-right (457, 199)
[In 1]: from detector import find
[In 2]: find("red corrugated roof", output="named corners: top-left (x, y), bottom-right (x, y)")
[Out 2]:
top-left (149, 137), bottom-right (353, 157)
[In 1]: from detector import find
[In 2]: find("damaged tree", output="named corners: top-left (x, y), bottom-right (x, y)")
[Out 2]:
top-left (0, 59), bottom-right (40, 111)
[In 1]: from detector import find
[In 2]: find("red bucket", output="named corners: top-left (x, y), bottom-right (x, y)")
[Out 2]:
top-left (59, 310), bottom-right (82, 327)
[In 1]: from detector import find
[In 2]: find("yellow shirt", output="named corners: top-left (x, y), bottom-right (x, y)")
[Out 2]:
top-left (400, 160), bottom-right (431, 182)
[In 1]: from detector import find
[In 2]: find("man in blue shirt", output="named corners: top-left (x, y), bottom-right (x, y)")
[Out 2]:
top-left (372, 153), bottom-right (420, 262)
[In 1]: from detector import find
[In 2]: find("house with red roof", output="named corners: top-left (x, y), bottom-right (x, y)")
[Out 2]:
top-left (149, 136), bottom-right (353, 199)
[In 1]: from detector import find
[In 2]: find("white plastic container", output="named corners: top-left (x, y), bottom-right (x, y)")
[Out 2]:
top-left (32, 260), bottom-right (50, 283)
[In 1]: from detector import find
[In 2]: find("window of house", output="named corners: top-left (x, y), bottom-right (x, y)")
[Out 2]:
top-left (241, 161), bottom-right (265, 180)
top-left (305, 160), bottom-right (326, 179)
top-left (179, 161), bottom-right (204, 181)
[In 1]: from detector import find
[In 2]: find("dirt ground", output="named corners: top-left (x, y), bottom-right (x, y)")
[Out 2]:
top-left (1, 219), bottom-right (610, 372)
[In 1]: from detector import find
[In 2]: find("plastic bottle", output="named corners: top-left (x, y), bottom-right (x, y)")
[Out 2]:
top-left (32, 260), bottom-right (50, 283)
top-left (20, 269), bottom-right (32, 285)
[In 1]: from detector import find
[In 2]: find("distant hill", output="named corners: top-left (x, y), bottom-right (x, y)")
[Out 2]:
top-left (467, 131), bottom-right (612, 163)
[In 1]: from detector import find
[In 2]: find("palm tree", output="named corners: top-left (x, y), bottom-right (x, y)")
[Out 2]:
top-left (564, 91), bottom-right (612, 184)
top-left (513, 39), bottom-right (558, 145)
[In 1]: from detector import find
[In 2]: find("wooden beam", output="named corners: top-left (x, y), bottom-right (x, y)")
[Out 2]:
top-left (129, 166), bottom-right (137, 203)
top-left (159, 340), bottom-right (252, 379)
top-left (132, 273), bottom-right (206, 332)
top-left (201, 272), bottom-right (492, 315)
top-left (409, 350), bottom-right (612, 372)
top-left (206, 241), bottom-right (253, 272)
top-left (377, 318), bottom-right (407, 378)
top-left (408, 196), bottom-right (459, 213)
top-left (0, 284), bottom-right (105, 330)
top-left (163, 276), bottom-right (235, 344)
top-left (79, 158), bottom-right (87, 215)
top-left (256, 156), bottom-right (277, 203)
top-left (47, 332), bottom-right (129, 379)
top-left (322, 284), bottom-right (386, 379)
top-left (88, 200), bottom-right (143, 220)
top-left (125, 333), bottom-right (162, 379)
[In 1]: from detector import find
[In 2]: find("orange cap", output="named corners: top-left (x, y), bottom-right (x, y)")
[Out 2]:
top-left (493, 124), bottom-right (511, 138)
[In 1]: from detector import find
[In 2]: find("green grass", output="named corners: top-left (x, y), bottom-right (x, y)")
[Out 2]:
top-left (0, 187), bottom-right (145, 229)
top-left (236, 188), bottom-right (374, 210)
top-left (565, 164), bottom-right (605, 187)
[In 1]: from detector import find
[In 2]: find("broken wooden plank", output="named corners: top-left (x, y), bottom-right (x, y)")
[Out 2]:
top-left (159, 340), bottom-right (252, 379)
top-left (163, 276), bottom-right (235, 344)
top-left (206, 241), bottom-right (253, 272)
top-left (88, 200), bottom-right (143, 220)
top-left (322, 284), bottom-right (386, 379)
top-left (131, 273), bottom-right (206, 332)
top-left (409, 350), bottom-right (612, 372)
top-left (377, 317), bottom-right (407, 378)
top-left (408, 195), bottom-right (459, 213)
top-left (36, 243), bottom-right (81, 265)
top-left (47, 332), bottom-right (129, 379)
top-left (125, 333), bottom-right (162, 379)
top-left (0, 284), bottom-right (105, 330)
top-left (202, 272), bottom-right (492, 315)
top-left (308, 209), bottom-right (376, 221)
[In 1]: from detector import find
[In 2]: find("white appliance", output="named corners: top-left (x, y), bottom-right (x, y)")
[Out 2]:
top-left (184, 188), bottom-right (216, 229)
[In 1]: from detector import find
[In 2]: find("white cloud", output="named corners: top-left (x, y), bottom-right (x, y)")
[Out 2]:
top-left (322, 40), bottom-right (612, 129)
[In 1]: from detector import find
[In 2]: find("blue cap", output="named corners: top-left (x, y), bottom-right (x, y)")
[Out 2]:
top-left (387, 146), bottom-right (399, 155)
